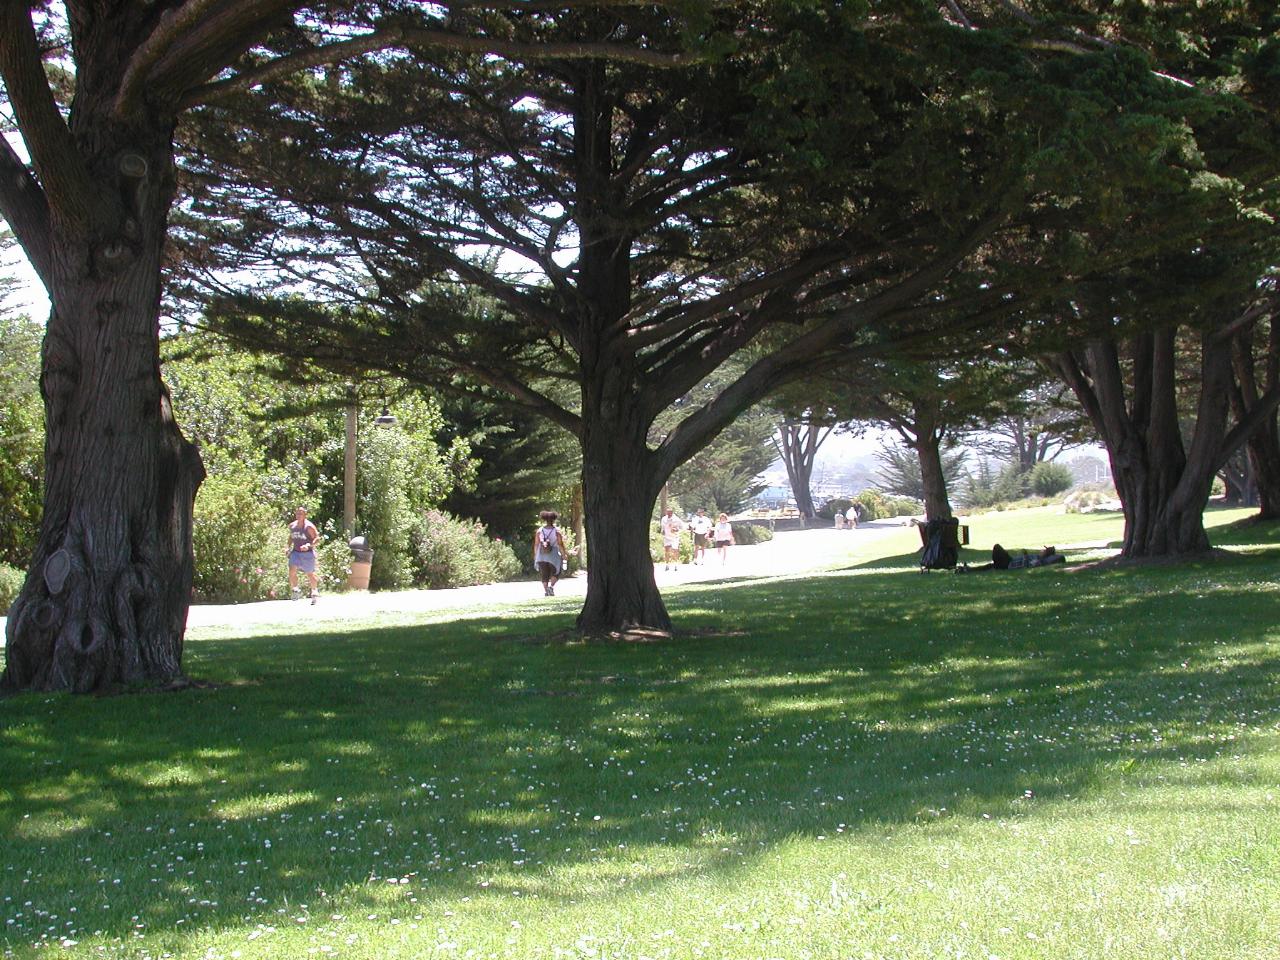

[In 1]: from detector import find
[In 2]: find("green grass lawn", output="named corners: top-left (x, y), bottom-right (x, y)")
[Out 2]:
top-left (2, 507), bottom-right (1279, 959)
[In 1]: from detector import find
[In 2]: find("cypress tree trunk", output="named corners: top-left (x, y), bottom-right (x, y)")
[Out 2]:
top-left (1246, 425), bottom-right (1280, 519)
top-left (1232, 316), bottom-right (1280, 519)
top-left (1, 81), bottom-right (204, 692)
top-left (1051, 329), bottom-right (1224, 559)
top-left (1105, 444), bottom-right (1213, 556)
top-left (916, 437), bottom-right (953, 522)
top-left (774, 422), bottom-right (824, 518)
top-left (911, 405), bottom-right (952, 522)
top-left (575, 409), bottom-right (669, 635)
top-left (1218, 451), bottom-right (1255, 506)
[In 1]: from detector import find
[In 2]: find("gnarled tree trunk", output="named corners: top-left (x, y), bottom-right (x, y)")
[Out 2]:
top-left (575, 380), bottom-right (669, 635)
top-left (773, 421), bottom-right (829, 518)
top-left (916, 435), bottom-right (954, 522)
top-left (0, 43), bottom-right (204, 692)
top-left (4, 287), bottom-right (205, 692)
top-left (1049, 327), bottom-right (1230, 558)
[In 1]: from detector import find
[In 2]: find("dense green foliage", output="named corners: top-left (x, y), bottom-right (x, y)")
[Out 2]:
top-left (818, 491), bottom-right (921, 522)
top-left (0, 562), bottom-right (22, 615)
top-left (853, 489), bottom-right (925, 520)
top-left (408, 509), bottom-right (524, 589)
top-left (191, 470), bottom-right (294, 603)
top-left (353, 408), bottom-right (461, 591)
top-left (964, 459), bottom-right (1030, 507)
top-left (0, 313), bottom-right (43, 567)
top-left (729, 520), bottom-right (773, 546)
top-left (163, 332), bottom-right (493, 598)
top-left (964, 460), bottom-right (1076, 509)
top-left (1, 509), bottom-right (1276, 958)
top-left (437, 392), bottom-right (580, 547)
top-left (1028, 460), bottom-right (1075, 497)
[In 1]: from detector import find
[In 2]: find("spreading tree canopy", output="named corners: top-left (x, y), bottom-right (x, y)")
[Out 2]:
top-left (184, 3), bottom-right (1224, 633)
top-left (0, 0), bottom-right (703, 692)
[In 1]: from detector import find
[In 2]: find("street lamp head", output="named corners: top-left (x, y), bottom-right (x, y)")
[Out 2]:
top-left (373, 405), bottom-right (397, 426)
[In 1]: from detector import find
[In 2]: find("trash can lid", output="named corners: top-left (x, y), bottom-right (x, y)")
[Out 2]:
top-left (348, 536), bottom-right (369, 550)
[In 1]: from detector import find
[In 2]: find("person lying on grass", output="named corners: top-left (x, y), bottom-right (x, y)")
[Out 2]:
top-left (959, 544), bottom-right (1065, 572)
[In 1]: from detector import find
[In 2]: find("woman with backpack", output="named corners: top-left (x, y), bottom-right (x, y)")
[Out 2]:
top-left (533, 509), bottom-right (568, 596)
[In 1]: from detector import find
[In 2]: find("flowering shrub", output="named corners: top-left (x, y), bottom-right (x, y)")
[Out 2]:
top-left (192, 471), bottom-right (292, 603)
top-left (409, 509), bottom-right (523, 589)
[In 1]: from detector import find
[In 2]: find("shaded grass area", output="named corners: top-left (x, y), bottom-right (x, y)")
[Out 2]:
top-left (1, 509), bottom-right (1279, 959)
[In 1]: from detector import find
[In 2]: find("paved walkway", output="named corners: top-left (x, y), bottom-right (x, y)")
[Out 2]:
top-left (181, 520), bottom-right (914, 633)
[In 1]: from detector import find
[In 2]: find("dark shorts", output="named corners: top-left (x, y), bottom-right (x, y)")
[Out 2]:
top-left (537, 560), bottom-right (559, 581)
top-left (694, 533), bottom-right (708, 548)
top-left (714, 539), bottom-right (731, 549)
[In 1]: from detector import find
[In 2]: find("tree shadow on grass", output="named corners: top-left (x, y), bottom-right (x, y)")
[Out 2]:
top-left (2, 550), bottom-right (1279, 951)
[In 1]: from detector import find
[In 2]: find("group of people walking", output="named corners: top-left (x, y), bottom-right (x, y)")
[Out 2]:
top-left (661, 506), bottom-right (733, 570)
top-left (287, 503), bottom-right (737, 604)
top-left (531, 505), bottom-right (736, 598)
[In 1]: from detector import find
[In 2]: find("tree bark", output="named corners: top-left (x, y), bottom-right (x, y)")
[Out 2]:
top-left (913, 422), bottom-right (954, 522)
top-left (0, 15), bottom-right (205, 692)
top-left (1231, 315), bottom-right (1280, 519)
top-left (1245, 422), bottom-right (1280, 518)
top-left (3, 232), bottom-right (205, 692)
top-left (1049, 328), bottom-right (1228, 558)
top-left (575, 400), bottom-right (669, 635)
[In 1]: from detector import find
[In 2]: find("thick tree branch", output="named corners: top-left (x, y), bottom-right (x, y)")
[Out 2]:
top-left (115, 0), bottom-right (243, 117)
top-left (1044, 350), bottom-right (1107, 435)
top-left (649, 206), bottom-right (1011, 473)
top-left (182, 25), bottom-right (697, 110)
top-left (0, 136), bottom-right (53, 287)
top-left (142, 1), bottom-right (304, 111)
top-left (0, 5), bottom-right (96, 227)
top-left (1216, 381), bottom-right (1280, 473)
top-left (625, 232), bottom-right (857, 354)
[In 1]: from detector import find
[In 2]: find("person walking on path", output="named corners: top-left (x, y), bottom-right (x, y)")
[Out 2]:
top-left (533, 510), bottom-right (568, 596)
top-left (713, 512), bottom-right (734, 565)
top-left (660, 507), bottom-right (684, 571)
top-left (690, 507), bottom-right (712, 565)
top-left (288, 506), bottom-right (321, 603)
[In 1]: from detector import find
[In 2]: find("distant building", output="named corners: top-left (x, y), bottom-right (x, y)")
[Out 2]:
top-left (752, 486), bottom-right (793, 510)
top-left (1067, 455), bottom-right (1111, 486)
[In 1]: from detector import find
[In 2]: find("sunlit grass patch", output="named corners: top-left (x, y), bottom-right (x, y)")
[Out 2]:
top-left (1, 508), bottom-right (1279, 958)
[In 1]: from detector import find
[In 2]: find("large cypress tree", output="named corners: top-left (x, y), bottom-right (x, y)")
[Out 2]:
top-left (185, 3), bottom-right (1221, 633)
top-left (0, 0), bottom-right (699, 692)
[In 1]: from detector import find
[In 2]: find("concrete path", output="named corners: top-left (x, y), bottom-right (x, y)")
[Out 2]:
top-left (180, 519), bottom-right (914, 633)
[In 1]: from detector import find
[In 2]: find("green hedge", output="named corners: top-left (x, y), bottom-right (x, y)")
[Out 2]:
top-left (192, 472), bottom-right (294, 603)
top-left (0, 563), bottom-right (24, 616)
top-left (730, 521), bottom-right (773, 545)
top-left (853, 490), bottom-right (920, 520)
top-left (410, 510), bottom-right (523, 589)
